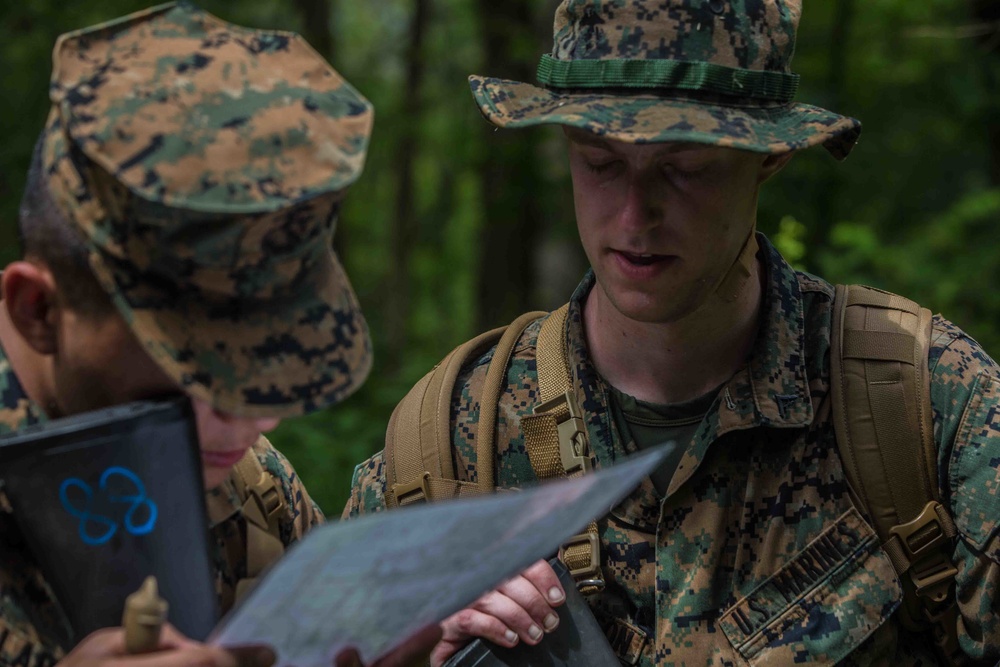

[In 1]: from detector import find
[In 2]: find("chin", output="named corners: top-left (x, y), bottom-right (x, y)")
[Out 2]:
top-left (604, 287), bottom-right (700, 324)
top-left (202, 469), bottom-right (231, 490)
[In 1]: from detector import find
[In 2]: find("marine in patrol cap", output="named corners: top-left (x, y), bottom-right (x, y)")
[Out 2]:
top-left (470, 0), bottom-right (861, 158)
top-left (41, 1), bottom-right (375, 418)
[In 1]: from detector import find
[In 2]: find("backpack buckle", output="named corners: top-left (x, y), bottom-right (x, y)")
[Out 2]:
top-left (393, 472), bottom-right (431, 506)
top-left (889, 501), bottom-right (952, 563)
top-left (532, 390), bottom-right (592, 475)
top-left (911, 553), bottom-right (959, 603)
top-left (558, 531), bottom-right (604, 592)
top-left (247, 473), bottom-right (284, 534)
top-left (889, 501), bottom-right (958, 603)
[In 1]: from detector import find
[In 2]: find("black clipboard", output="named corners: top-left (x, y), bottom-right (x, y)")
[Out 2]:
top-left (0, 398), bottom-right (218, 642)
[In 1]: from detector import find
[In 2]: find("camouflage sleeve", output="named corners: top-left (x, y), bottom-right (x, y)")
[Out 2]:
top-left (342, 451), bottom-right (388, 519)
top-left (253, 436), bottom-right (325, 545)
top-left (928, 317), bottom-right (1000, 661)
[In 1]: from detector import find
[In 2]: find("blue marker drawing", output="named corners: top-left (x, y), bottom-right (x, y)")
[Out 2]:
top-left (59, 466), bottom-right (158, 545)
top-left (101, 466), bottom-right (157, 535)
top-left (59, 479), bottom-right (118, 546)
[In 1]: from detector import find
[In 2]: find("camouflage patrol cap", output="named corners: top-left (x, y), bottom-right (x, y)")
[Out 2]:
top-left (470, 0), bottom-right (861, 158)
top-left (41, 2), bottom-right (375, 418)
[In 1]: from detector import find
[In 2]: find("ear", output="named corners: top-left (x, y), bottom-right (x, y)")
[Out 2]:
top-left (2, 262), bottom-right (60, 355)
top-left (757, 150), bottom-right (795, 185)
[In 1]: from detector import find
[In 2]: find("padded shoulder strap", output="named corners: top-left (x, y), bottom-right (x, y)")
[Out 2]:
top-left (831, 285), bottom-right (937, 531)
top-left (830, 285), bottom-right (963, 663)
top-left (385, 311), bottom-right (546, 507)
top-left (522, 304), bottom-right (603, 594)
top-left (231, 448), bottom-right (286, 602)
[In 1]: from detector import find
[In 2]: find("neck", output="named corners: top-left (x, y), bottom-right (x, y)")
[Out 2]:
top-left (0, 304), bottom-right (54, 413)
top-left (583, 260), bottom-right (764, 405)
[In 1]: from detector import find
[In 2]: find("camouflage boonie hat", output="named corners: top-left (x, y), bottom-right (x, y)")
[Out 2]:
top-left (470, 0), bottom-right (861, 159)
top-left (42, 2), bottom-right (375, 418)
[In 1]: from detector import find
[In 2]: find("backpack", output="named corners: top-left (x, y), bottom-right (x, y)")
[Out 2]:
top-left (230, 450), bottom-right (287, 602)
top-left (383, 285), bottom-right (965, 664)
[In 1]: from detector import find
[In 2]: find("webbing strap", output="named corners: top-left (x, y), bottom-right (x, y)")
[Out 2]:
top-left (232, 448), bottom-right (286, 603)
top-left (522, 415), bottom-right (566, 478)
top-left (535, 304), bottom-right (572, 401)
top-left (477, 311), bottom-right (549, 492)
top-left (523, 305), bottom-right (604, 594)
top-left (385, 323), bottom-right (515, 507)
top-left (831, 285), bottom-right (962, 661)
top-left (845, 287), bottom-right (921, 314)
top-left (841, 330), bottom-right (917, 364)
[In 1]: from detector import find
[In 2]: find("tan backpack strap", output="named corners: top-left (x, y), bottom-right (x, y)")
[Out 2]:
top-left (231, 449), bottom-right (286, 602)
top-left (522, 304), bottom-right (602, 594)
top-left (831, 285), bottom-right (963, 664)
top-left (476, 311), bottom-right (551, 491)
top-left (385, 312), bottom-right (547, 507)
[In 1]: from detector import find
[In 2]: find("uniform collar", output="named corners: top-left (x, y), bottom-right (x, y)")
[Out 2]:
top-left (564, 234), bottom-right (813, 518)
top-left (566, 234), bottom-right (813, 438)
top-left (719, 235), bottom-right (813, 432)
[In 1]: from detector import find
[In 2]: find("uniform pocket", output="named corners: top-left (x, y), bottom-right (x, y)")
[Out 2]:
top-left (720, 509), bottom-right (901, 665)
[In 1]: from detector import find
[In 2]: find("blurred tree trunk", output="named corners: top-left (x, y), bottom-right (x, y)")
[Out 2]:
top-left (473, 0), bottom-right (544, 331)
top-left (291, 0), bottom-right (350, 260)
top-left (967, 0), bottom-right (1000, 186)
top-left (808, 0), bottom-right (854, 258)
top-left (292, 0), bottom-right (334, 61)
top-left (385, 0), bottom-right (430, 370)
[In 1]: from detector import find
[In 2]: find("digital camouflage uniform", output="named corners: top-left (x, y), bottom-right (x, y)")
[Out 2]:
top-left (0, 3), bottom-right (374, 664)
top-left (345, 6), bottom-right (999, 664)
top-left (346, 238), bottom-right (1000, 665)
top-left (0, 342), bottom-right (322, 667)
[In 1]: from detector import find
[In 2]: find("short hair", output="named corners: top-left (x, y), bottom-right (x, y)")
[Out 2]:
top-left (18, 137), bottom-right (115, 318)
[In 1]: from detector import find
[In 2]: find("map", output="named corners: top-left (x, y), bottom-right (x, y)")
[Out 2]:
top-left (210, 448), bottom-right (665, 666)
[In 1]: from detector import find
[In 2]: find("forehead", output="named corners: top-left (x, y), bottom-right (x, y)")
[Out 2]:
top-left (563, 126), bottom-right (736, 159)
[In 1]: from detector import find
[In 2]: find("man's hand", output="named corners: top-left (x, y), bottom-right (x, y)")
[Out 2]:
top-left (430, 560), bottom-right (566, 667)
top-left (57, 624), bottom-right (274, 667)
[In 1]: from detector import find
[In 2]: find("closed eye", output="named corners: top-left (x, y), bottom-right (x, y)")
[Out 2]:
top-left (586, 160), bottom-right (622, 175)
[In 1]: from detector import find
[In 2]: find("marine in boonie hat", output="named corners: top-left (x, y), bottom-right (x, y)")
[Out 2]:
top-left (470, 0), bottom-right (861, 159)
top-left (41, 1), bottom-right (375, 418)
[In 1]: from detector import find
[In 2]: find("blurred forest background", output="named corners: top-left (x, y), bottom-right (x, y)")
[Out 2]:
top-left (2, 0), bottom-right (999, 514)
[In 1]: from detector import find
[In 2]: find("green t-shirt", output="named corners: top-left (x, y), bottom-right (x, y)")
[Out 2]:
top-left (608, 384), bottom-right (719, 496)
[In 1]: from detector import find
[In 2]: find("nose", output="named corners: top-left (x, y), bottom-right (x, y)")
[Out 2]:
top-left (616, 173), bottom-right (662, 235)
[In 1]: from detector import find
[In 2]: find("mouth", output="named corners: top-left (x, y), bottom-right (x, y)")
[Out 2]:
top-left (609, 249), bottom-right (676, 278)
top-left (617, 251), bottom-right (670, 266)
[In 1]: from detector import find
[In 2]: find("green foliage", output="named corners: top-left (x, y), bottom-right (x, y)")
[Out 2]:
top-left (772, 216), bottom-right (808, 270)
top-left (817, 189), bottom-right (1000, 353)
top-left (2, 0), bottom-right (998, 515)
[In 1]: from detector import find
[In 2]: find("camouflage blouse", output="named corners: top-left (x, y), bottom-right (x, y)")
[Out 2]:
top-left (0, 341), bottom-right (323, 666)
top-left (346, 237), bottom-right (1000, 666)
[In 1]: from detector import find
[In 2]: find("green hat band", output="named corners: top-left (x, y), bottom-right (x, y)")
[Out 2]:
top-left (536, 54), bottom-right (800, 104)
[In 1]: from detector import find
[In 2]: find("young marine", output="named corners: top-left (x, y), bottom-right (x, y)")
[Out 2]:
top-left (0, 4), bottom-right (436, 666)
top-left (345, 1), bottom-right (1000, 665)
